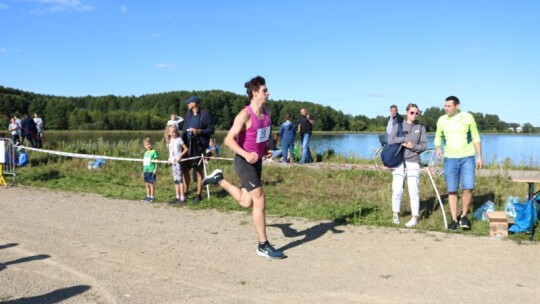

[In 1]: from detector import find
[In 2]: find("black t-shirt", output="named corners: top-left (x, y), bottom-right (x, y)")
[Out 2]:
top-left (299, 115), bottom-right (313, 134)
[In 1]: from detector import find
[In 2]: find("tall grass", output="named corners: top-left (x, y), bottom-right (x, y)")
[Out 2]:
top-left (12, 139), bottom-right (539, 242)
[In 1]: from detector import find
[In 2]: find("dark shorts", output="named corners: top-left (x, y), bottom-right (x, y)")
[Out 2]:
top-left (144, 172), bottom-right (156, 184)
top-left (183, 157), bottom-right (202, 169)
top-left (233, 154), bottom-right (262, 192)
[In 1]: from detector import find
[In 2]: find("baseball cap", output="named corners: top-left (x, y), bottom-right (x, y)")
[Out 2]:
top-left (185, 95), bottom-right (200, 104)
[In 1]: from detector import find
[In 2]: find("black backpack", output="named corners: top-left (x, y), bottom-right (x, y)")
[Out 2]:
top-left (381, 123), bottom-right (405, 168)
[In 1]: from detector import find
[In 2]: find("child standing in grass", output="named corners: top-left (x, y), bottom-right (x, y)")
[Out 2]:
top-left (165, 125), bottom-right (188, 204)
top-left (142, 137), bottom-right (158, 203)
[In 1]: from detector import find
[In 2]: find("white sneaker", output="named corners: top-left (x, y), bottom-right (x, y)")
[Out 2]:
top-left (405, 218), bottom-right (418, 227)
top-left (392, 213), bottom-right (400, 224)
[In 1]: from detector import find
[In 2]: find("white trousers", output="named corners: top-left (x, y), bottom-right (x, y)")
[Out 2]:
top-left (391, 161), bottom-right (420, 216)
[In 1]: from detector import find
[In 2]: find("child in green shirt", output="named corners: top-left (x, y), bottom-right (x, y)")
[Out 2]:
top-left (142, 137), bottom-right (158, 202)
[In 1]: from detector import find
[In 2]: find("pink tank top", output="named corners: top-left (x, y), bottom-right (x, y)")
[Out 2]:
top-left (236, 105), bottom-right (271, 159)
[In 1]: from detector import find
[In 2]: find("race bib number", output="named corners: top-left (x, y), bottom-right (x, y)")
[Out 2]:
top-left (256, 126), bottom-right (271, 143)
top-left (143, 156), bottom-right (151, 166)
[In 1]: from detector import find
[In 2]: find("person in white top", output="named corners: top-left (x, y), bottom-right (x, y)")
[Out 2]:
top-left (165, 125), bottom-right (188, 204)
top-left (166, 114), bottom-right (183, 130)
top-left (33, 112), bottom-right (45, 148)
top-left (8, 117), bottom-right (21, 144)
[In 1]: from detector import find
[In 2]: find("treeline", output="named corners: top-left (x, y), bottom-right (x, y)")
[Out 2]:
top-left (0, 86), bottom-right (536, 133)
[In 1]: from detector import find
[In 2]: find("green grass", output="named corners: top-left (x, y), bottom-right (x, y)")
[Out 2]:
top-left (8, 139), bottom-right (540, 242)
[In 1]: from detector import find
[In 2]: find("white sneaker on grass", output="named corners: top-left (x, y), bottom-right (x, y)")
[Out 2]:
top-left (392, 213), bottom-right (400, 224)
top-left (405, 218), bottom-right (418, 228)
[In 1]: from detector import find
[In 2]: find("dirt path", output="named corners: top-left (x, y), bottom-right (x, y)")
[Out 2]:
top-left (1, 186), bottom-right (539, 303)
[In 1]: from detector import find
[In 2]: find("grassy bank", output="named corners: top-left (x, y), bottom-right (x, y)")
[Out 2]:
top-left (8, 138), bottom-right (539, 242)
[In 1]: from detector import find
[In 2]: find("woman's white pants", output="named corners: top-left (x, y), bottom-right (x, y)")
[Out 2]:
top-left (392, 161), bottom-right (420, 216)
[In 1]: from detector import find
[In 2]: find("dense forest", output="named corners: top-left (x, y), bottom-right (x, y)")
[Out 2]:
top-left (0, 86), bottom-right (537, 133)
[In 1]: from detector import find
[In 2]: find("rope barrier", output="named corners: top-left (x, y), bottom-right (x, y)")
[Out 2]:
top-left (18, 145), bottom-right (235, 165)
top-left (19, 145), bottom-right (195, 164)
top-left (19, 145), bottom-right (440, 176)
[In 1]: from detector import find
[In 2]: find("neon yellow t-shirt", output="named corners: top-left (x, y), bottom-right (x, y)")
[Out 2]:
top-left (434, 111), bottom-right (481, 158)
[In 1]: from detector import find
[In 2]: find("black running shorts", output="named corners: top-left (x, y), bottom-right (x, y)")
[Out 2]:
top-left (233, 154), bottom-right (262, 192)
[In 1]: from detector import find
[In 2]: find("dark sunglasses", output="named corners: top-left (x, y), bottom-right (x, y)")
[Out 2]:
top-left (409, 111), bottom-right (420, 115)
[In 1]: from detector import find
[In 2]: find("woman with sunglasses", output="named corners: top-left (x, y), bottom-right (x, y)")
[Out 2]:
top-left (388, 103), bottom-right (428, 227)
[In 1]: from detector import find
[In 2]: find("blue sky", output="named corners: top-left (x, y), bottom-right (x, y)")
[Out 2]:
top-left (1, 0), bottom-right (539, 126)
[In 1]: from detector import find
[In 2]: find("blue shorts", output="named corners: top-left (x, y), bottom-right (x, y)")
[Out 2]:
top-left (144, 172), bottom-right (156, 184)
top-left (443, 156), bottom-right (475, 192)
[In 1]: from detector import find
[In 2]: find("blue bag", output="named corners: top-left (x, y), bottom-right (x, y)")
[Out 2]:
top-left (508, 197), bottom-right (538, 233)
top-left (381, 122), bottom-right (405, 168)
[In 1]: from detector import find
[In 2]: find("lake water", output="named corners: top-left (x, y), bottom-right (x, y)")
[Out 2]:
top-left (39, 131), bottom-right (540, 168)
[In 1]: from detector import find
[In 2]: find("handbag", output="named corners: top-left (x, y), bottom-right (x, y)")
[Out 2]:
top-left (381, 122), bottom-right (405, 168)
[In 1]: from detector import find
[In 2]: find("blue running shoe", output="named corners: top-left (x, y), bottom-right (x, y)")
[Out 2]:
top-left (257, 242), bottom-right (285, 259)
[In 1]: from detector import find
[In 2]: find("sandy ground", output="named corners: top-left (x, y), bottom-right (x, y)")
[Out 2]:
top-left (1, 186), bottom-right (539, 304)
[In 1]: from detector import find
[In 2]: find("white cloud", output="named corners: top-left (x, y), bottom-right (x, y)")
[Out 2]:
top-left (0, 4), bottom-right (8, 9)
top-left (0, 48), bottom-right (7, 53)
top-left (26, 0), bottom-right (93, 14)
top-left (120, 5), bottom-right (127, 13)
top-left (154, 63), bottom-right (176, 69)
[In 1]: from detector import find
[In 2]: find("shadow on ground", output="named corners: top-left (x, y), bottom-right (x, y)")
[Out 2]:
top-left (2, 285), bottom-right (91, 304)
top-left (269, 222), bottom-right (345, 252)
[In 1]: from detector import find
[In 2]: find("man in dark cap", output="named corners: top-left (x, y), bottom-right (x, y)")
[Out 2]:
top-left (181, 95), bottom-right (215, 203)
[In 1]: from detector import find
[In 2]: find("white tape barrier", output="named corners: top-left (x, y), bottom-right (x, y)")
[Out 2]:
top-left (19, 145), bottom-right (234, 164)
top-left (18, 145), bottom-right (441, 175)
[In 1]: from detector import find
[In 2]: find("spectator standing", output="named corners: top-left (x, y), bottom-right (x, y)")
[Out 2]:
top-left (166, 114), bottom-right (183, 130)
top-left (388, 103), bottom-right (427, 227)
top-left (165, 125), bottom-right (188, 204)
top-left (141, 137), bottom-right (158, 203)
top-left (435, 96), bottom-right (482, 230)
top-left (279, 113), bottom-right (295, 163)
top-left (181, 95), bottom-right (215, 203)
top-left (33, 112), bottom-right (44, 148)
top-left (20, 114), bottom-right (38, 148)
top-left (297, 107), bottom-right (314, 163)
top-left (8, 117), bottom-right (20, 145)
top-left (386, 105), bottom-right (404, 136)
